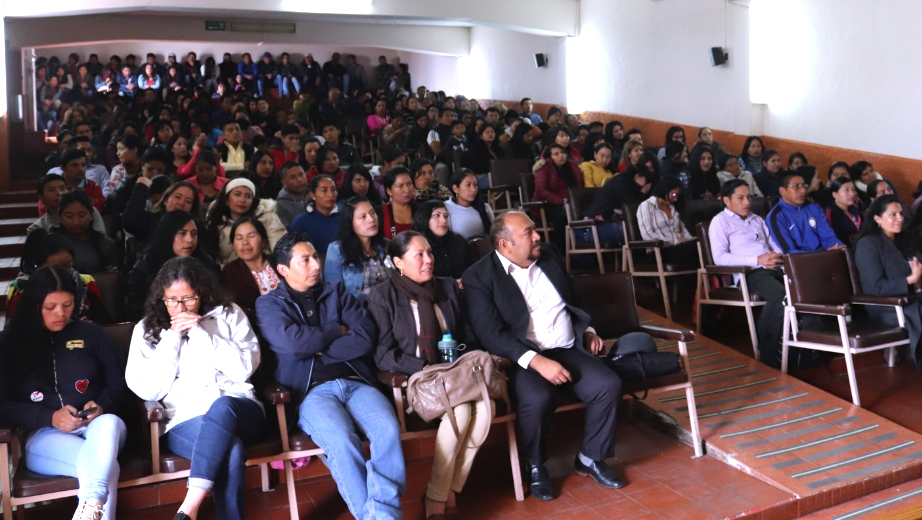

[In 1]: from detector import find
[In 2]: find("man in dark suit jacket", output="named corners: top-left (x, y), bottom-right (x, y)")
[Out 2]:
top-left (463, 211), bottom-right (644, 500)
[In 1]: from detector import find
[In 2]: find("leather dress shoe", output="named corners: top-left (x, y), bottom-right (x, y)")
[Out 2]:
top-left (172, 513), bottom-right (192, 520)
top-left (528, 463), bottom-right (555, 500)
top-left (574, 457), bottom-right (626, 489)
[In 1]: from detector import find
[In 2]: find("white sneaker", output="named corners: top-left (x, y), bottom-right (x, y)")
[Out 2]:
top-left (72, 502), bottom-right (104, 520)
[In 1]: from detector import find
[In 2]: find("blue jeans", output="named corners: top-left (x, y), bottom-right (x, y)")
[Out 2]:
top-left (25, 414), bottom-right (127, 519)
top-left (165, 396), bottom-right (265, 520)
top-left (276, 76), bottom-right (301, 97)
top-left (575, 221), bottom-right (624, 245)
top-left (297, 379), bottom-right (405, 520)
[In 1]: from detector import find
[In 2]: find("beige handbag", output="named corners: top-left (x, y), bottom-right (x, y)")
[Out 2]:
top-left (406, 350), bottom-right (506, 446)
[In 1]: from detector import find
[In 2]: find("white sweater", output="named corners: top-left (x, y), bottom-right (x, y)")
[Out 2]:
top-left (126, 303), bottom-right (262, 434)
top-left (445, 198), bottom-right (494, 240)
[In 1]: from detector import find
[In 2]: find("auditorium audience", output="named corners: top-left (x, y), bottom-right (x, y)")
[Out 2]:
top-left (127, 256), bottom-right (262, 520)
top-left (379, 166), bottom-right (417, 239)
top-left (290, 175), bottom-right (340, 255)
top-left (767, 171), bottom-right (844, 254)
top-left (855, 195), bottom-right (922, 369)
top-left (691, 127), bottom-right (726, 164)
top-left (29, 174), bottom-right (107, 236)
top-left (682, 145), bottom-right (720, 200)
top-left (204, 178), bottom-right (286, 265)
top-left (850, 160), bottom-right (879, 207)
top-left (716, 154), bottom-right (763, 198)
top-left (305, 144), bottom-right (345, 188)
top-left (738, 136), bottom-right (765, 174)
top-left (245, 150), bottom-right (283, 200)
top-left (0, 266), bottom-right (127, 520)
top-left (122, 181), bottom-right (199, 263)
top-left (411, 158), bottom-right (451, 202)
top-left (367, 230), bottom-right (487, 518)
top-left (581, 165), bottom-right (652, 245)
top-left (534, 143), bottom-right (584, 251)
top-left (221, 217), bottom-right (280, 314)
top-left (619, 139), bottom-right (644, 173)
top-left (753, 149), bottom-right (783, 198)
top-left (338, 164), bottom-right (383, 208)
top-left (412, 200), bottom-right (477, 281)
top-left (325, 196), bottom-right (393, 302)
top-left (468, 123), bottom-right (505, 175)
top-left (256, 232), bottom-right (405, 519)
top-left (275, 161), bottom-right (311, 228)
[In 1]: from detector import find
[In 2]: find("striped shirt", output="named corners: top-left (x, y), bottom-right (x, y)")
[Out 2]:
top-left (636, 196), bottom-right (693, 246)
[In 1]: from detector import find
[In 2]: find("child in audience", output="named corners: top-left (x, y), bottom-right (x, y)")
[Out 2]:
top-left (444, 120), bottom-right (468, 165)
top-left (29, 174), bottom-right (107, 236)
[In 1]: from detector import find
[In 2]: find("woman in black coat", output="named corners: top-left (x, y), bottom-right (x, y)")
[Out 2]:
top-left (854, 195), bottom-right (922, 368)
top-left (366, 231), bottom-right (488, 519)
top-left (412, 200), bottom-right (476, 281)
top-left (122, 181), bottom-right (200, 268)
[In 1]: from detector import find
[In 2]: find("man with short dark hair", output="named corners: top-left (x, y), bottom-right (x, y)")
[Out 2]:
top-left (322, 53), bottom-right (347, 93)
top-left (269, 125), bottom-right (301, 171)
top-left (217, 120), bottom-right (253, 172)
top-left (321, 123), bottom-right (359, 167)
top-left (256, 234), bottom-right (405, 519)
top-left (299, 53), bottom-right (323, 90)
top-left (57, 148), bottom-right (106, 213)
top-left (48, 136), bottom-right (111, 197)
top-left (463, 211), bottom-right (645, 500)
top-left (375, 55), bottom-right (396, 91)
top-left (344, 54), bottom-right (368, 92)
top-left (710, 179), bottom-right (786, 365)
top-left (767, 171), bottom-right (844, 254)
top-left (427, 108), bottom-right (456, 185)
top-left (28, 174), bottom-right (106, 235)
top-left (276, 162), bottom-right (311, 228)
top-left (256, 52), bottom-right (276, 97)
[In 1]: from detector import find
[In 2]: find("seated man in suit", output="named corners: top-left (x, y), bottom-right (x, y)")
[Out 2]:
top-left (463, 211), bottom-right (653, 500)
top-left (767, 170), bottom-right (845, 254)
top-left (710, 179), bottom-right (786, 366)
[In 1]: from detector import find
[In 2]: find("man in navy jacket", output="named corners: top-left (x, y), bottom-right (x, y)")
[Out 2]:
top-left (256, 232), bottom-right (405, 520)
top-left (768, 171), bottom-right (845, 254)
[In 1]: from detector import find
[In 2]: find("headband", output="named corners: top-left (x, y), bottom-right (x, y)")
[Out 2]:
top-left (224, 178), bottom-right (257, 195)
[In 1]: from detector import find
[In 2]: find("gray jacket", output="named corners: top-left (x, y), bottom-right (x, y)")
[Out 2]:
top-left (274, 187), bottom-right (311, 229)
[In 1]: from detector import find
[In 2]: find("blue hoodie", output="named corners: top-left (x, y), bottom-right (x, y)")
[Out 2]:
top-left (767, 199), bottom-right (843, 254)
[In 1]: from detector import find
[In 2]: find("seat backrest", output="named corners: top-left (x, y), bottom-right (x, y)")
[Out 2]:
top-left (750, 196), bottom-right (776, 219)
top-left (469, 237), bottom-right (495, 259)
top-left (520, 172), bottom-right (536, 204)
top-left (844, 247), bottom-right (864, 296)
top-left (567, 187), bottom-right (600, 222)
top-left (572, 272), bottom-right (641, 339)
top-left (102, 214), bottom-right (120, 240)
top-left (453, 149), bottom-right (468, 172)
top-left (695, 222), bottom-right (714, 265)
top-left (682, 199), bottom-right (724, 231)
top-left (91, 271), bottom-right (123, 323)
top-left (782, 249), bottom-right (854, 305)
top-left (621, 203), bottom-right (643, 243)
top-left (101, 322), bottom-right (137, 364)
top-left (490, 159), bottom-right (531, 188)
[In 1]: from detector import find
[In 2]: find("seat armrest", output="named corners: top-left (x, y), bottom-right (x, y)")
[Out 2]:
top-left (851, 295), bottom-right (909, 307)
top-left (520, 201), bottom-right (548, 211)
top-left (793, 303), bottom-right (851, 316)
top-left (704, 265), bottom-right (751, 275)
top-left (143, 401), bottom-right (166, 423)
top-left (496, 357), bottom-right (513, 369)
top-left (640, 325), bottom-right (695, 342)
top-left (626, 240), bottom-right (664, 249)
top-left (486, 185), bottom-right (515, 193)
top-left (262, 382), bottom-right (291, 405)
top-left (378, 371), bottom-right (408, 388)
top-left (567, 220), bottom-right (597, 229)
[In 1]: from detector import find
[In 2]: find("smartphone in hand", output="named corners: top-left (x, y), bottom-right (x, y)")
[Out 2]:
top-left (74, 406), bottom-right (98, 419)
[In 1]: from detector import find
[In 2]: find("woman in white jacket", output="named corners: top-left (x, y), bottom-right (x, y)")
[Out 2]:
top-left (126, 256), bottom-right (262, 520)
top-left (204, 178), bottom-right (287, 266)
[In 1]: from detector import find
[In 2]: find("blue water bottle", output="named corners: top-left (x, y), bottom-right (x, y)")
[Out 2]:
top-left (438, 334), bottom-right (459, 363)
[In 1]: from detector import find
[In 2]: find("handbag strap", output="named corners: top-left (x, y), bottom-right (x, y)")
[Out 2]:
top-left (433, 365), bottom-right (494, 449)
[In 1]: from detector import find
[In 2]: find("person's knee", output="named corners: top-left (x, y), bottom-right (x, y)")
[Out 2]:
top-left (206, 396), bottom-right (240, 422)
top-left (227, 438), bottom-right (247, 467)
top-left (91, 413), bottom-right (127, 437)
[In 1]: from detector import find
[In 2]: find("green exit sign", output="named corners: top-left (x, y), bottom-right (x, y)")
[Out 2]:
top-left (205, 20), bottom-right (226, 31)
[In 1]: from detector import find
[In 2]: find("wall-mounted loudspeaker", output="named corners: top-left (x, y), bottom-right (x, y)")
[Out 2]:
top-left (534, 53), bottom-right (548, 68)
top-left (710, 47), bottom-right (728, 66)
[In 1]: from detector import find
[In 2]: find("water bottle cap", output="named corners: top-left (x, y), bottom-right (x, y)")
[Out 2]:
top-left (442, 334), bottom-right (453, 341)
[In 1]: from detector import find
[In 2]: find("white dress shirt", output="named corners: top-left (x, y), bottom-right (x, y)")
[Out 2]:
top-left (496, 251), bottom-right (591, 369)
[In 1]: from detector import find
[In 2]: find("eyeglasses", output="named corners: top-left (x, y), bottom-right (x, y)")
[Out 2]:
top-left (162, 296), bottom-right (199, 307)
top-left (784, 184), bottom-right (808, 191)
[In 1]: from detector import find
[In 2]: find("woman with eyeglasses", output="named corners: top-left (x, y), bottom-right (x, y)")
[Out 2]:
top-left (127, 256), bottom-right (262, 520)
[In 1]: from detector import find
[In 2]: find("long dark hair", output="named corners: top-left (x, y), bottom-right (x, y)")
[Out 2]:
top-left (740, 136), bottom-right (765, 159)
top-left (148, 210), bottom-right (201, 271)
top-left (206, 181), bottom-right (261, 236)
top-left (141, 256), bottom-right (230, 343)
top-left (53, 190), bottom-right (110, 268)
top-left (581, 132), bottom-right (607, 164)
top-left (2, 266), bottom-right (77, 385)
top-left (21, 229), bottom-right (75, 275)
top-left (448, 168), bottom-right (492, 234)
top-left (336, 196), bottom-right (387, 267)
top-left (857, 195), bottom-right (912, 254)
top-left (412, 200), bottom-right (455, 244)
top-left (338, 164), bottom-right (382, 205)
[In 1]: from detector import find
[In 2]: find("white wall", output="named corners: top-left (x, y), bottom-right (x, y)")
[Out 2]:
top-left (567, 0), bottom-right (751, 135)
top-left (751, 0), bottom-right (922, 160)
top-left (460, 26), bottom-right (568, 106)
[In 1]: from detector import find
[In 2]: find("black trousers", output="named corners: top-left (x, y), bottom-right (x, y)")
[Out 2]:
top-left (508, 348), bottom-right (622, 465)
top-left (747, 268), bottom-right (786, 365)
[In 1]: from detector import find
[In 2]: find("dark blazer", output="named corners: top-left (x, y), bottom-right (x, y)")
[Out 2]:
top-left (367, 277), bottom-right (479, 375)
top-left (461, 245), bottom-right (592, 362)
top-left (855, 233), bottom-right (912, 298)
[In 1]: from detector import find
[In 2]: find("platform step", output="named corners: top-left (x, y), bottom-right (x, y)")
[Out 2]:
top-left (0, 218), bottom-right (33, 238)
top-left (0, 258), bottom-right (18, 279)
top-left (0, 191), bottom-right (35, 204)
top-left (0, 236), bottom-right (26, 258)
top-left (0, 280), bottom-right (10, 312)
top-left (0, 203), bottom-right (37, 220)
